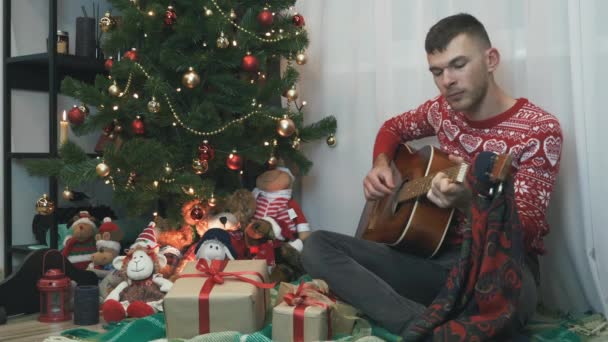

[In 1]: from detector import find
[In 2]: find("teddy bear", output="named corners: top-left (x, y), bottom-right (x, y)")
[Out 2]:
top-left (87, 217), bottom-right (124, 278)
top-left (62, 211), bottom-right (98, 269)
top-left (252, 166), bottom-right (311, 251)
top-left (244, 219), bottom-right (305, 283)
top-left (101, 244), bottom-right (173, 323)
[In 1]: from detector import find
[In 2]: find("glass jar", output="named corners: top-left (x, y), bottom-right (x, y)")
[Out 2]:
top-left (57, 30), bottom-right (69, 54)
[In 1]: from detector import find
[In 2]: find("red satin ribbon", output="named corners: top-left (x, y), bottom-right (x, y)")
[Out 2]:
top-left (283, 281), bottom-right (333, 342)
top-left (180, 259), bottom-right (276, 334)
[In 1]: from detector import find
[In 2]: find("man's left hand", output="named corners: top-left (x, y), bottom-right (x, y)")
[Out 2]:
top-left (426, 155), bottom-right (472, 211)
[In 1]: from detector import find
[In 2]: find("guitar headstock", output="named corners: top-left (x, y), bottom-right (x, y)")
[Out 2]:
top-left (488, 154), bottom-right (513, 182)
top-left (474, 152), bottom-right (513, 186)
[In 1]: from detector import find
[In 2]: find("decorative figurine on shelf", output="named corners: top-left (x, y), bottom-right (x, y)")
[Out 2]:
top-left (61, 211), bottom-right (98, 269)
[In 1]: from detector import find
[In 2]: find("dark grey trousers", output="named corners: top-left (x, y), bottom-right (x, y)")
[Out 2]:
top-left (301, 230), bottom-right (537, 338)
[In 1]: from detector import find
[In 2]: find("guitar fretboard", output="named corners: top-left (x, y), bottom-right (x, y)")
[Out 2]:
top-left (396, 164), bottom-right (469, 203)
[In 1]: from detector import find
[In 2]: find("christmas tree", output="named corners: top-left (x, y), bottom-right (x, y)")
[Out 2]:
top-left (26, 0), bottom-right (336, 226)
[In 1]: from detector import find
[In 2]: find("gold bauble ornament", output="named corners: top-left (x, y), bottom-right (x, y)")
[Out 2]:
top-left (216, 33), bottom-right (230, 49)
top-left (62, 188), bottom-right (74, 201)
top-left (192, 158), bottom-right (209, 175)
top-left (147, 97), bottom-right (161, 113)
top-left (229, 9), bottom-right (237, 20)
top-left (292, 137), bottom-right (301, 150)
top-left (182, 67), bottom-right (201, 88)
top-left (35, 194), bottom-right (55, 215)
top-left (96, 162), bottom-right (111, 177)
top-left (277, 115), bottom-right (296, 137)
top-left (208, 195), bottom-right (218, 207)
top-left (108, 82), bottom-right (121, 96)
top-left (295, 53), bottom-right (307, 65)
top-left (267, 155), bottom-right (278, 167)
top-left (204, 7), bottom-right (213, 16)
top-left (326, 134), bottom-right (337, 147)
top-left (99, 12), bottom-right (115, 33)
top-left (164, 163), bottom-right (173, 176)
top-left (286, 87), bottom-right (298, 101)
top-left (78, 103), bottom-right (90, 115)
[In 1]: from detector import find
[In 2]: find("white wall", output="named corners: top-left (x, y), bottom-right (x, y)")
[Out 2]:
top-left (2, 0), bottom-right (115, 273)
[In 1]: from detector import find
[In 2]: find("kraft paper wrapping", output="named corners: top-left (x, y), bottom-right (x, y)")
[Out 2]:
top-left (164, 260), bottom-right (270, 339)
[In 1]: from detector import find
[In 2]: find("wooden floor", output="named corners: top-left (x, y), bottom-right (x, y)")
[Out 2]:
top-left (0, 314), bottom-right (106, 342)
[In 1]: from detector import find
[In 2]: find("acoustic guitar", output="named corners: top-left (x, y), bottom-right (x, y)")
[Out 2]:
top-left (355, 144), bottom-right (511, 258)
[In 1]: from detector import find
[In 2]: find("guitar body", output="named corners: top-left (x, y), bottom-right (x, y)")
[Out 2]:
top-left (356, 144), bottom-right (458, 257)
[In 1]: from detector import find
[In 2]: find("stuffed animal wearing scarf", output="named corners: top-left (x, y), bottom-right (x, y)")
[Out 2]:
top-left (244, 218), bottom-right (305, 283)
top-left (62, 211), bottom-right (98, 269)
top-left (87, 217), bottom-right (123, 279)
top-left (252, 166), bottom-right (311, 252)
top-left (101, 245), bottom-right (173, 323)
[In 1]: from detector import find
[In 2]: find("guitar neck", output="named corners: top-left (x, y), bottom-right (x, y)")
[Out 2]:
top-left (396, 164), bottom-right (469, 203)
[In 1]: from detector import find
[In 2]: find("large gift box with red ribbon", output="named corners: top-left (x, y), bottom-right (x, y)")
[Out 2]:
top-left (272, 280), bottom-right (336, 342)
top-left (163, 259), bottom-right (274, 339)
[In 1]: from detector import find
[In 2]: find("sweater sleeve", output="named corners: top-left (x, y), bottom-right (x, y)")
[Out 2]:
top-left (373, 97), bottom-right (441, 162)
top-left (513, 116), bottom-right (563, 255)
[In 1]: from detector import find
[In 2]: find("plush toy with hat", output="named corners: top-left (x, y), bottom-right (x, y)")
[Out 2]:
top-left (62, 211), bottom-right (98, 269)
top-left (158, 245), bottom-right (183, 279)
top-left (87, 217), bottom-right (124, 278)
top-left (101, 245), bottom-right (173, 323)
top-left (251, 166), bottom-right (311, 252)
top-left (194, 228), bottom-right (237, 261)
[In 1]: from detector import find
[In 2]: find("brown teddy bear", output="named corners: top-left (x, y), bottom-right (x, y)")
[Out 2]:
top-left (62, 211), bottom-right (98, 269)
top-left (87, 217), bottom-right (124, 278)
top-left (244, 219), bottom-right (305, 283)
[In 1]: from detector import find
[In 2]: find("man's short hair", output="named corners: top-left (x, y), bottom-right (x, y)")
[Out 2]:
top-left (425, 13), bottom-right (491, 54)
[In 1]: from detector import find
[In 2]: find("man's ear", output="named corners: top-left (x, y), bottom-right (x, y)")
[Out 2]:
top-left (486, 47), bottom-right (500, 73)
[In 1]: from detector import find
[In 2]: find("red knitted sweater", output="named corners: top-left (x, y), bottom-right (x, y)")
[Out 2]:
top-left (373, 96), bottom-right (562, 254)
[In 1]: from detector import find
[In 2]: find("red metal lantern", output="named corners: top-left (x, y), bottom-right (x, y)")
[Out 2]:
top-left (37, 251), bottom-right (72, 322)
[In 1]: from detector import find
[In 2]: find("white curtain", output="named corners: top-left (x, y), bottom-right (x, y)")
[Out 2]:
top-left (295, 0), bottom-right (608, 315)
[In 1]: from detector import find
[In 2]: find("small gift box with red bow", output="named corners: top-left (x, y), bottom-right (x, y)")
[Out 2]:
top-left (163, 259), bottom-right (274, 339)
top-left (272, 280), bottom-right (337, 342)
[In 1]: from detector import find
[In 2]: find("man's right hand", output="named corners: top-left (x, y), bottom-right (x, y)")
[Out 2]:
top-left (363, 154), bottom-right (397, 200)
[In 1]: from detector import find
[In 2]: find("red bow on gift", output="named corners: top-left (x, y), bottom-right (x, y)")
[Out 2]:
top-left (282, 281), bottom-right (335, 342)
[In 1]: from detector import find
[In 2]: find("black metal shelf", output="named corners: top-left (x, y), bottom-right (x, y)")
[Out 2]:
top-left (10, 244), bottom-right (49, 254)
top-left (9, 152), bottom-right (99, 159)
top-left (6, 53), bottom-right (105, 91)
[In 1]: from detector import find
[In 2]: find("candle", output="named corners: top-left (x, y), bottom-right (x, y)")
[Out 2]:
top-left (60, 110), bottom-right (68, 145)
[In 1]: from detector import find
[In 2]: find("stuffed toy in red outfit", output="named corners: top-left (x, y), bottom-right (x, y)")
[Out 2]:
top-left (252, 166), bottom-right (311, 252)
top-left (62, 211), bottom-right (98, 269)
top-left (101, 245), bottom-right (173, 323)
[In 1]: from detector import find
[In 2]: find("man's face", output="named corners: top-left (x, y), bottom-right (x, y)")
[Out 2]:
top-left (427, 34), bottom-right (490, 113)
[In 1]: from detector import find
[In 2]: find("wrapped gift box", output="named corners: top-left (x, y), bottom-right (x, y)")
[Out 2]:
top-left (164, 259), bottom-right (271, 339)
top-left (272, 301), bottom-right (330, 342)
top-left (272, 281), bottom-right (335, 342)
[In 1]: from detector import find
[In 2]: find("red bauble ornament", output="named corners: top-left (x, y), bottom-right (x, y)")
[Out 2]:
top-left (190, 205), bottom-right (204, 221)
top-left (241, 55), bottom-right (259, 72)
top-left (198, 140), bottom-right (215, 161)
top-left (164, 6), bottom-right (177, 27)
top-left (293, 14), bottom-right (305, 27)
top-left (131, 116), bottom-right (145, 135)
top-left (67, 105), bottom-right (86, 125)
top-left (257, 10), bottom-right (273, 27)
top-left (124, 48), bottom-right (138, 61)
top-left (226, 150), bottom-right (243, 170)
top-left (104, 57), bottom-right (114, 71)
